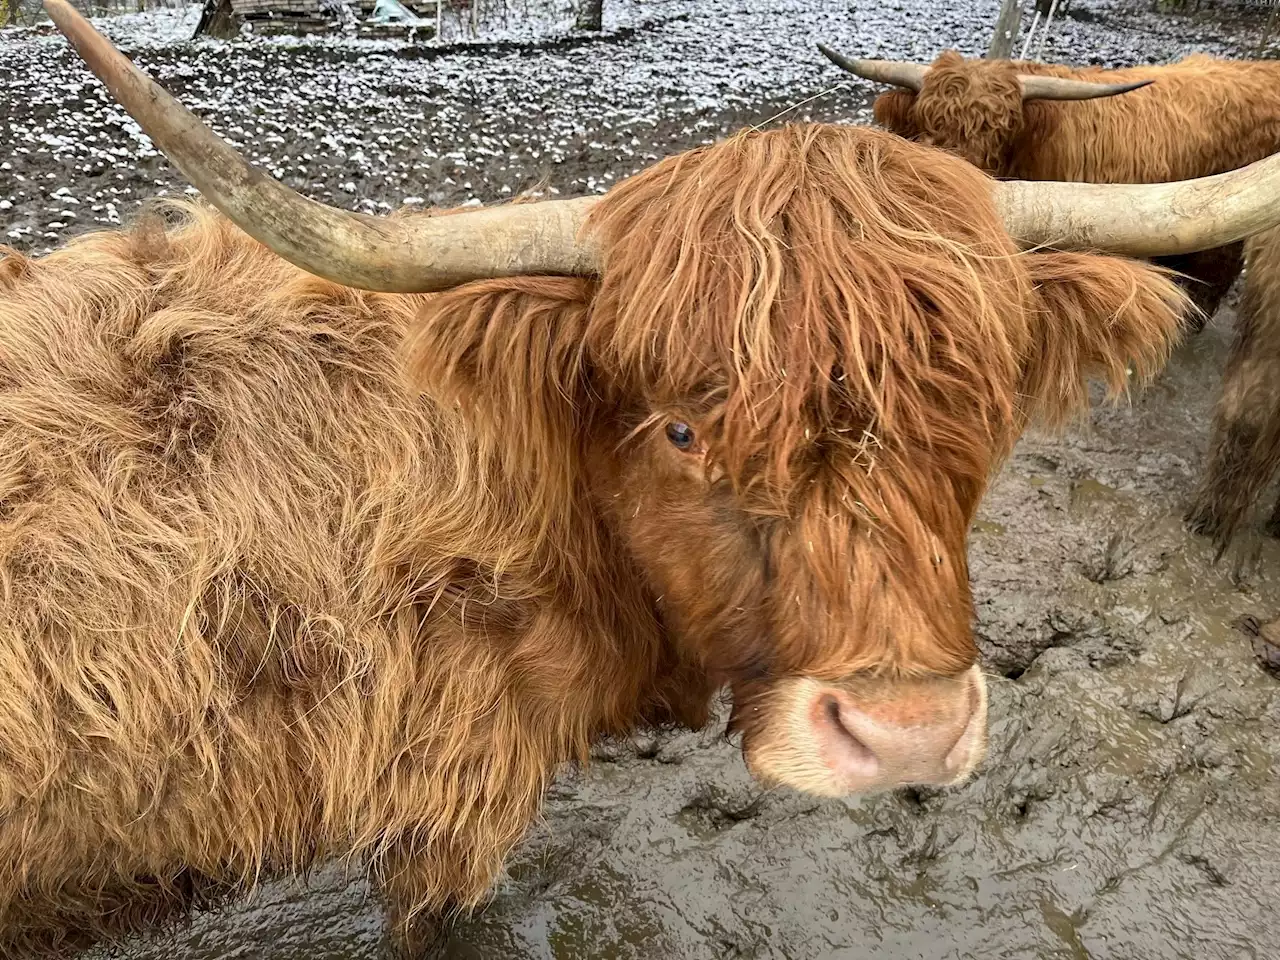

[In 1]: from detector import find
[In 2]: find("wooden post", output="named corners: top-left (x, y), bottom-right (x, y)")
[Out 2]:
top-left (575, 0), bottom-right (602, 32)
top-left (193, 0), bottom-right (241, 37)
top-left (1032, 0), bottom-right (1060, 60)
top-left (1018, 10), bottom-right (1040, 59)
top-left (1257, 2), bottom-right (1279, 58)
top-left (987, 0), bottom-right (1022, 59)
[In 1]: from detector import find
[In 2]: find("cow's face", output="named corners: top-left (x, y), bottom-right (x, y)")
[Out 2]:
top-left (409, 125), bottom-right (1186, 798)
top-left (873, 51), bottom-right (1025, 174)
top-left (594, 400), bottom-right (988, 796)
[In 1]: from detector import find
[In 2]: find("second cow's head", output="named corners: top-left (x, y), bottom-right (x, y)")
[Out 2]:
top-left (819, 45), bottom-right (1153, 174)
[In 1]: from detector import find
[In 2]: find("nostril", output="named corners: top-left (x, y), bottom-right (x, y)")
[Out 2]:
top-left (817, 695), bottom-right (880, 780)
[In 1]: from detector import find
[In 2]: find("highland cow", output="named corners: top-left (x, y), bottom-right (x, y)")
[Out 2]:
top-left (6, 3), bottom-right (1280, 956)
top-left (818, 44), bottom-right (1280, 550)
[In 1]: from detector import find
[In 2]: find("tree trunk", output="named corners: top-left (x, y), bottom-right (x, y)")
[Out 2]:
top-left (986, 0), bottom-right (1022, 58)
top-left (575, 0), bottom-right (601, 32)
top-left (194, 0), bottom-right (241, 38)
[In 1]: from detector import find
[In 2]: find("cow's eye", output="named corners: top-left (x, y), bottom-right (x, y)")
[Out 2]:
top-left (665, 421), bottom-right (696, 451)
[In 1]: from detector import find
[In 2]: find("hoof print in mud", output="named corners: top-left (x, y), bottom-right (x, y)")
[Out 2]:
top-left (1178, 851), bottom-right (1233, 888)
top-left (1236, 615), bottom-right (1280, 677)
top-left (896, 785), bottom-right (946, 810)
top-left (591, 733), bottom-right (666, 763)
top-left (631, 735), bottom-right (663, 760)
top-left (677, 786), bottom-right (767, 833)
top-left (1080, 530), bottom-right (1138, 583)
top-left (1183, 499), bottom-right (1221, 541)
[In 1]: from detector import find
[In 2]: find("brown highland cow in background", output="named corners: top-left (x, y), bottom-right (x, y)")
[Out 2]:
top-left (4, 4), bottom-right (1280, 956)
top-left (820, 45), bottom-right (1280, 549)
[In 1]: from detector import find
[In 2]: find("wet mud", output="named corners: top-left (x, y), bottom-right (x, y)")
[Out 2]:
top-left (83, 287), bottom-right (1280, 960)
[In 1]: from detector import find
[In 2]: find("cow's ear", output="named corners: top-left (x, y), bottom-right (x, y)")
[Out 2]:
top-left (404, 276), bottom-right (597, 471)
top-left (1018, 251), bottom-right (1190, 426)
top-left (872, 90), bottom-right (919, 139)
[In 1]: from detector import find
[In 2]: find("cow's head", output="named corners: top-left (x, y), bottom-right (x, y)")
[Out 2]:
top-left (817, 46), bottom-right (1152, 174)
top-left (48, 1), bottom-right (1280, 798)
top-left (409, 125), bottom-right (1185, 797)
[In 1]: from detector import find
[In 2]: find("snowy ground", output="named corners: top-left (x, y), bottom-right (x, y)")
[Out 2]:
top-left (7, 1), bottom-right (1280, 958)
top-left (2, 0), bottom-right (1273, 255)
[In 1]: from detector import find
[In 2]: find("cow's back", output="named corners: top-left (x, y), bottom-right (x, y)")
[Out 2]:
top-left (0, 202), bottom-right (469, 936)
top-left (1014, 55), bottom-right (1280, 182)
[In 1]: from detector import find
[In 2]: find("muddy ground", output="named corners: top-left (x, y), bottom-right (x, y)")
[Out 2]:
top-left (4, 0), bottom-right (1280, 958)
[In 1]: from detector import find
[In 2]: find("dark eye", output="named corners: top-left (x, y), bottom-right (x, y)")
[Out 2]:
top-left (665, 421), bottom-right (696, 451)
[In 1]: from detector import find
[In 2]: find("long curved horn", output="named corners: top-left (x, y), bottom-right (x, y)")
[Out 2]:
top-left (996, 151), bottom-right (1280, 257)
top-left (817, 44), bottom-right (929, 92)
top-left (42, 0), bottom-right (597, 292)
top-left (1018, 75), bottom-right (1154, 101)
top-left (818, 42), bottom-right (1152, 102)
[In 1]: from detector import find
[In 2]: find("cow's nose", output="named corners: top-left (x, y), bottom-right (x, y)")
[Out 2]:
top-left (809, 678), bottom-right (981, 793)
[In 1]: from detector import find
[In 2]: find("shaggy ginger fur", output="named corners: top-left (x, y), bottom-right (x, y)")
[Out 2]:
top-left (0, 123), bottom-right (1186, 956)
top-left (874, 52), bottom-right (1280, 183)
top-left (872, 50), bottom-right (1280, 549)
